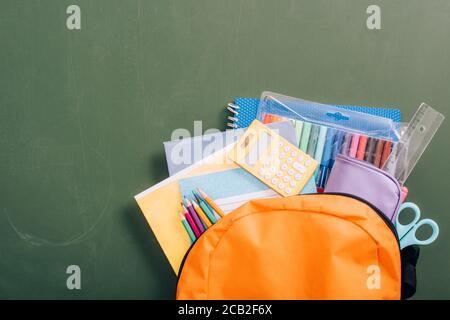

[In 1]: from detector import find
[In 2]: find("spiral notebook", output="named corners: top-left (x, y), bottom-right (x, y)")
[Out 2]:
top-left (226, 98), bottom-right (402, 129)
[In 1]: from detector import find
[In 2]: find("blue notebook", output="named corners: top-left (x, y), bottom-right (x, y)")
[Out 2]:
top-left (227, 98), bottom-right (401, 129)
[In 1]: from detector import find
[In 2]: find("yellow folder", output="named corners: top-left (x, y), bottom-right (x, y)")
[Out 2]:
top-left (134, 145), bottom-right (237, 274)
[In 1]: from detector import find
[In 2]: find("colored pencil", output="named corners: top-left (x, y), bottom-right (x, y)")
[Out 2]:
top-left (197, 188), bottom-right (225, 218)
top-left (193, 191), bottom-right (218, 223)
top-left (191, 197), bottom-right (212, 227)
top-left (179, 211), bottom-right (196, 243)
top-left (196, 190), bottom-right (222, 220)
top-left (182, 205), bottom-right (201, 238)
top-left (183, 198), bottom-right (205, 233)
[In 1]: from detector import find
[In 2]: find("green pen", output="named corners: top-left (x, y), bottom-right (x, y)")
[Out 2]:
top-left (306, 124), bottom-right (320, 156)
top-left (299, 122), bottom-right (312, 152)
top-left (294, 120), bottom-right (304, 147)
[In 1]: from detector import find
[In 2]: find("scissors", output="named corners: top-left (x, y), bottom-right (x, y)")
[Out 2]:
top-left (395, 202), bottom-right (439, 249)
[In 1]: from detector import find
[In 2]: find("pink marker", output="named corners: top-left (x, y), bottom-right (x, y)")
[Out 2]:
top-left (349, 134), bottom-right (360, 158)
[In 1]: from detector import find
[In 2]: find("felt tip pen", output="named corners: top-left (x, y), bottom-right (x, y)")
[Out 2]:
top-left (348, 134), bottom-right (360, 158)
top-left (380, 141), bottom-right (393, 168)
top-left (364, 138), bottom-right (378, 163)
top-left (356, 135), bottom-right (368, 160)
top-left (299, 122), bottom-right (312, 152)
top-left (330, 130), bottom-right (345, 168)
top-left (313, 126), bottom-right (328, 180)
top-left (317, 128), bottom-right (336, 187)
top-left (306, 124), bottom-right (320, 157)
top-left (373, 139), bottom-right (385, 168)
top-left (341, 133), bottom-right (352, 156)
top-left (294, 120), bottom-right (304, 147)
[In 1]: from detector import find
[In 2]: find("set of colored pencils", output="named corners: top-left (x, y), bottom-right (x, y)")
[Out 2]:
top-left (263, 113), bottom-right (395, 189)
top-left (178, 188), bottom-right (225, 243)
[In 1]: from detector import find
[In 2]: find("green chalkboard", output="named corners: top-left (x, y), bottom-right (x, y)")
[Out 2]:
top-left (1, 0), bottom-right (449, 299)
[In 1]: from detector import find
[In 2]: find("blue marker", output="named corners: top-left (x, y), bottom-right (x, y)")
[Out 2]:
top-left (330, 130), bottom-right (345, 168)
top-left (317, 128), bottom-right (336, 187)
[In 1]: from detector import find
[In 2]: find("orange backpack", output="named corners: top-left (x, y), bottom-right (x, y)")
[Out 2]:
top-left (176, 194), bottom-right (419, 300)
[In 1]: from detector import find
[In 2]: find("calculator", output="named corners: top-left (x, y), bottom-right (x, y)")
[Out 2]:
top-left (229, 120), bottom-right (318, 197)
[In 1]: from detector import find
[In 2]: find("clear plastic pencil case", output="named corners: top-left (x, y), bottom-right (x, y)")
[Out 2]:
top-left (256, 91), bottom-right (401, 189)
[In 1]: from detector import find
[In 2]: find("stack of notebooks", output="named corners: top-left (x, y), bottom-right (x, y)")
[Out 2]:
top-left (136, 97), bottom-right (401, 274)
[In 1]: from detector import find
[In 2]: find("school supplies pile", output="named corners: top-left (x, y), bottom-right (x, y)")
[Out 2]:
top-left (255, 92), bottom-right (402, 189)
top-left (135, 90), bottom-right (444, 300)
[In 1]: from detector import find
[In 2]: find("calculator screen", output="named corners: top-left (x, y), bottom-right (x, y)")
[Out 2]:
top-left (244, 131), bottom-right (272, 166)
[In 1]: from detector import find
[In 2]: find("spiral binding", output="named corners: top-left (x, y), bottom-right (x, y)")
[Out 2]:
top-left (226, 103), bottom-right (240, 128)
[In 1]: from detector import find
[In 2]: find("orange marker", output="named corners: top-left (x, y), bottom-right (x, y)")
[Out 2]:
top-left (380, 141), bottom-right (392, 168)
top-left (356, 135), bottom-right (368, 160)
top-left (197, 188), bottom-right (225, 218)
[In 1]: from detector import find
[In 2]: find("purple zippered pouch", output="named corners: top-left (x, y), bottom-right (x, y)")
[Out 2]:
top-left (325, 154), bottom-right (402, 221)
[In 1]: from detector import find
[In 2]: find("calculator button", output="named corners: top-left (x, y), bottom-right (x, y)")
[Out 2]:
top-left (293, 162), bottom-right (306, 173)
top-left (278, 183), bottom-right (285, 189)
top-left (305, 159), bottom-right (312, 167)
top-left (284, 146), bottom-right (291, 152)
top-left (279, 142), bottom-right (284, 147)
top-left (264, 173), bottom-right (271, 179)
top-left (290, 181), bottom-right (296, 187)
top-left (298, 155), bottom-right (304, 162)
top-left (264, 162), bottom-right (270, 168)
top-left (271, 178), bottom-right (278, 185)
top-left (286, 157), bottom-right (293, 164)
top-left (285, 188), bottom-right (292, 194)
top-left (276, 171), bottom-right (283, 177)
top-left (273, 159), bottom-right (281, 166)
top-left (287, 169), bottom-right (294, 176)
top-left (283, 176), bottom-right (290, 183)
top-left (270, 167), bottom-right (277, 173)
top-left (280, 152), bottom-right (286, 159)
top-left (291, 151), bottom-right (297, 157)
top-left (259, 168), bottom-right (266, 175)
top-left (281, 164), bottom-right (288, 171)
top-left (295, 174), bottom-right (302, 181)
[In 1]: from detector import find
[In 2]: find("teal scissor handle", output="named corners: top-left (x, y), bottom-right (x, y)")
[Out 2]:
top-left (395, 202), bottom-right (439, 249)
top-left (395, 202), bottom-right (421, 239)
